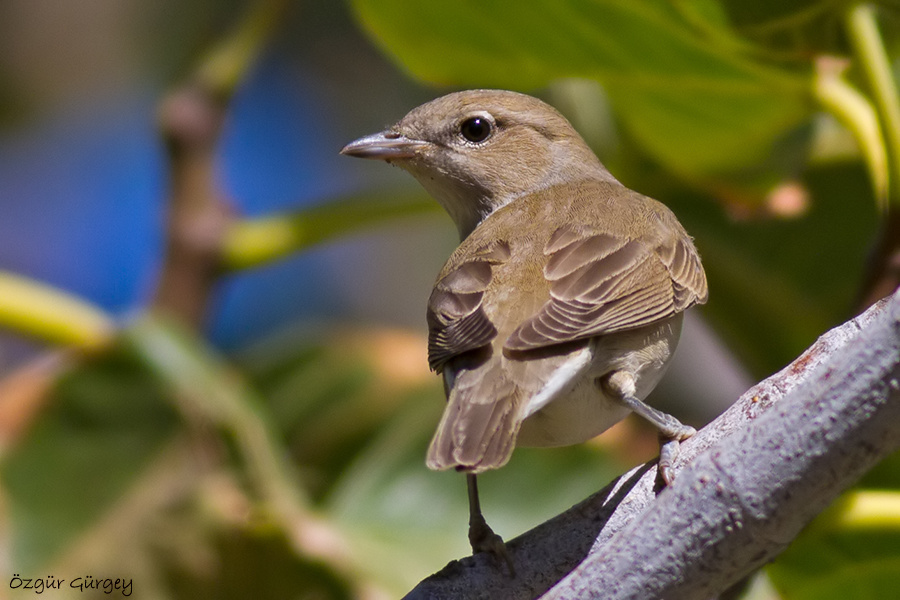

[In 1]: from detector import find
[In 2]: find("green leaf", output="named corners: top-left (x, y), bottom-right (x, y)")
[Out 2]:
top-left (860, 448), bottom-right (900, 489)
top-left (350, 0), bottom-right (814, 188)
top-left (668, 160), bottom-right (878, 376)
top-left (768, 491), bottom-right (900, 600)
top-left (1, 345), bottom-right (179, 571)
top-left (719, 0), bottom-right (846, 55)
top-left (162, 524), bottom-right (353, 600)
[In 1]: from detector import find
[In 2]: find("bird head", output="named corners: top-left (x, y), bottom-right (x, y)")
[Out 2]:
top-left (341, 89), bottom-right (613, 239)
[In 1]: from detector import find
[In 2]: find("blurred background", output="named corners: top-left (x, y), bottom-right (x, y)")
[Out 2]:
top-left (0, 0), bottom-right (897, 598)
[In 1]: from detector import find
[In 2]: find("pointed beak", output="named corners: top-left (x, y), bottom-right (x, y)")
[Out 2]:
top-left (340, 131), bottom-right (429, 160)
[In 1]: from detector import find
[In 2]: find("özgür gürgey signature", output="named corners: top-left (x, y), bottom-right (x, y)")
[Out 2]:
top-left (9, 574), bottom-right (133, 596)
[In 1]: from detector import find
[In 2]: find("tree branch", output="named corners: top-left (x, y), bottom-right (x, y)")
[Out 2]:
top-left (152, 0), bottom-right (285, 327)
top-left (404, 290), bottom-right (900, 599)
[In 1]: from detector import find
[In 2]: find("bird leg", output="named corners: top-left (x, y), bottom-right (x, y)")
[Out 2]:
top-left (599, 371), bottom-right (696, 486)
top-left (466, 473), bottom-right (515, 576)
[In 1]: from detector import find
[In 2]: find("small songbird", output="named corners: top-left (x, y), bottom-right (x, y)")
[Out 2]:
top-left (341, 90), bottom-right (707, 570)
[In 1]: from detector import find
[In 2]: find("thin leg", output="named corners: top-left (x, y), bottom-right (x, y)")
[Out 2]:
top-left (599, 371), bottom-right (696, 485)
top-left (466, 473), bottom-right (515, 576)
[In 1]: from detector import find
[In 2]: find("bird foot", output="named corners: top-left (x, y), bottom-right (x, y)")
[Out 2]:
top-left (469, 513), bottom-right (515, 576)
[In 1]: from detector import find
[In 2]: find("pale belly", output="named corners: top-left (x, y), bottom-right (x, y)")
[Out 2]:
top-left (515, 314), bottom-right (683, 447)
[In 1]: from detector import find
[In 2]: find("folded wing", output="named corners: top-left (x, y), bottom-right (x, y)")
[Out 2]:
top-left (426, 240), bottom-right (511, 371)
top-left (506, 223), bottom-right (707, 351)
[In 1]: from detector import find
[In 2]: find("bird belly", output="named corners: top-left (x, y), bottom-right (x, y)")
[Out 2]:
top-left (517, 375), bottom-right (631, 447)
top-left (516, 316), bottom-right (682, 447)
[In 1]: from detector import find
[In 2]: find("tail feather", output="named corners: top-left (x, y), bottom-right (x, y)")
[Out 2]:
top-left (426, 368), bottom-right (522, 472)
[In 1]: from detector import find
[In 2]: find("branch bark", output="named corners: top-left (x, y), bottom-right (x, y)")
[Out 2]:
top-left (404, 290), bottom-right (900, 600)
top-left (152, 83), bottom-right (233, 327)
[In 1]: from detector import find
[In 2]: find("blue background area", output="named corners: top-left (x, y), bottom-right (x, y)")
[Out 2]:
top-left (0, 57), bottom-right (362, 349)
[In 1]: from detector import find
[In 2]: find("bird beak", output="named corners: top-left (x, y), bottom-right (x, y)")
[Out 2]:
top-left (340, 131), bottom-right (429, 160)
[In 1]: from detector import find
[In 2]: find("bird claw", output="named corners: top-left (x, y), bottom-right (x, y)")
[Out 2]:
top-left (469, 514), bottom-right (516, 576)
top-left (657, 425), bottom-right (696, 486)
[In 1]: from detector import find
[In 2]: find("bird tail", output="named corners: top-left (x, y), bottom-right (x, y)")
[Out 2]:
top-left (426, 369), bottom-right (523, 473)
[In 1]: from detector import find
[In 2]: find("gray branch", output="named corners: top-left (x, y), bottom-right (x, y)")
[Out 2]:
top-left (404, 290), bottom-right (900, 600)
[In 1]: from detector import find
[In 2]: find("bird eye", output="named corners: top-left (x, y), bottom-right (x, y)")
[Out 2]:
top-left (460, 116), bottom-right (492, 143)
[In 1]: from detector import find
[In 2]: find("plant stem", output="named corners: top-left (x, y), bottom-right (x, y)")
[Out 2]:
top-left (125, 317), bottom-right (356, 571)
top-left (221, 191), bottom-right (439, 271)
top-left (813, 62), bottom-right (888, 205)
top-left (0, 271), bottom-right (114, 350)
top-left (196, 0), bottom-right (288, 97)
top-left (828, 490), bottom-right (900, 530)
top-left (846, 3), bottom-right (900, 203)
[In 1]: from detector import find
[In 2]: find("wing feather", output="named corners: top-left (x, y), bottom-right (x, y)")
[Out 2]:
top-left (506, 223), bottom-right (706, 351)
top-left (426, 240), bottom-right (510, 371)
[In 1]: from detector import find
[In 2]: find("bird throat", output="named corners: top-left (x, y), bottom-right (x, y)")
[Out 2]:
top-left (406, 168), bottom-right (498, 240)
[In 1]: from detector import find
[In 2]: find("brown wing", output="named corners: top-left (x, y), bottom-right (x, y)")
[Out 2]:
top-left (426, 240), bottom-right (511, 371)
top-left (506, 223), bottom-right (707, 351)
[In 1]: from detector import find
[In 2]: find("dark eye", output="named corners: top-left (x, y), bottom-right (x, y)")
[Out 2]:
top-left (460, 116), bottom-right (492, 143)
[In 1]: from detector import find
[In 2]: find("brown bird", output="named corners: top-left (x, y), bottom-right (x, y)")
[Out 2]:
top-left (341, 89), bottom-right (707, 571)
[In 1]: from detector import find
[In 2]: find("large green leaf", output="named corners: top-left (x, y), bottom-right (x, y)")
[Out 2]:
top-left (720, 0), bottom-right (846, 54)
top-left (350, 0), bottom-right (814, 188)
